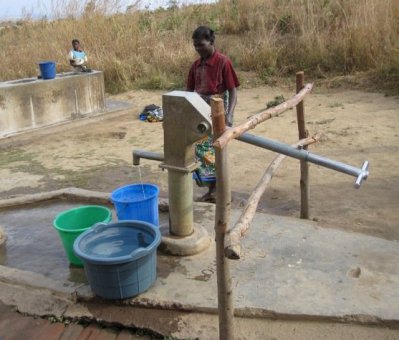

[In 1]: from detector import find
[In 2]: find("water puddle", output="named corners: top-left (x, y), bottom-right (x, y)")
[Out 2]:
top-left (0, 199), bottom-right (170, 284)
top-left (0, 200), bottom-right (115, 284)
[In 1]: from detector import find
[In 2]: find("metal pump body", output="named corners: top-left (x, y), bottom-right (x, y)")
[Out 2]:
top-left (160, 91), bottom-right (212, 236)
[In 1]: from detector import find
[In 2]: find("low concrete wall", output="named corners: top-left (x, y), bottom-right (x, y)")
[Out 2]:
top-left (0, 71), bottom-right (106, 138)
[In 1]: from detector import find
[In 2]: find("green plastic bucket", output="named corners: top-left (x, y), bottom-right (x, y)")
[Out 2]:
top-left (53, 205), bottom-right (112, 266)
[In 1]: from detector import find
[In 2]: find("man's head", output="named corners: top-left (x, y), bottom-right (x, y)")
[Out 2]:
top-left (192, 26), bottom-right (215, 59)
top-left (72, 39), bottom-right (81, 51)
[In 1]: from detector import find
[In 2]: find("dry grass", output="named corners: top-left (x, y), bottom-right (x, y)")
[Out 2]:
top-left (0, 0), bottom-right (398, 94)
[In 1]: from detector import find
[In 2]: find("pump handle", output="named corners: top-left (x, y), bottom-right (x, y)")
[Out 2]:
top-left (355, 161), bottom-right (369, 189)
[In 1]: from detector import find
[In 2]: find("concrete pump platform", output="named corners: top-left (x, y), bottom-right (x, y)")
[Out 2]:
top-left (0, 71), bottom-right (109, 138)
top-left (0, 190), bottom-right (398, 338)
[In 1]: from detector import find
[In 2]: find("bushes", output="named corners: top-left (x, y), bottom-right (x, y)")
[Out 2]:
top-left (0, 0), bottom-right (398, 93)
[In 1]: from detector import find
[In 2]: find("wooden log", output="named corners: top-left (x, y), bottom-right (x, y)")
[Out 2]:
top-left (211, 97), bottom-right (235, 339)
top-left (296, 72), bottom-right (309, 219)
top-left (213, 83), bottom-right (313, 150)
top-left (224, 134), bottom-right (321, 260)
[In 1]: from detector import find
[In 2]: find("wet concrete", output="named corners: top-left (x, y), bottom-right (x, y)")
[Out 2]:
top-left (0, 201), bottom-right (114, 283)
top-left (0, 199), bottom-right (180, 284)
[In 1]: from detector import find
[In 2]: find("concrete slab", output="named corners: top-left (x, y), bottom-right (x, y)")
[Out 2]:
top-left (0, 193), bottom-right (398, 326)
top-left (0, 280), bottom-right (70, 317)
top-left (124, 210), bottom-right (399, 323)
top-left (1, 256), bottom-right (398, 339)
top-left (61, 299), bottom-right (399, 339)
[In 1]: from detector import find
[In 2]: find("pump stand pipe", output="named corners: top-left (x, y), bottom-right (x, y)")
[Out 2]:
top-left (238, 133), bottom-right (369, 188)
top-left (160, 91), bottom-right (213, 237)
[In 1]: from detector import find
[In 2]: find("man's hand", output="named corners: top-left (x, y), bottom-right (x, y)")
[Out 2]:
top-left (227, 87), bottom-right (238, 127)
top-left (71, 58), bottom-right (84, 66)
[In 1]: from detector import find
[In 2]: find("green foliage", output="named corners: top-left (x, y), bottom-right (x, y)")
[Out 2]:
top-left (374, 65), bottom-right (399, 95)
top-left (136, 69), bottom-right (183, 90)
top-left (277, 14), bottom-right (294, 34)
top-left (266, 95), bottom-right (286, 109)
top-left (0, 149), bottom-right (36, 167)
top-left (328, 102), bottom-right (344, 108)
top-left (138, 11), bottom-right (153, 32)
top-left (259, 66), bottom-right (276, 84)
top-left (159, 11), bottom-right (184, 31)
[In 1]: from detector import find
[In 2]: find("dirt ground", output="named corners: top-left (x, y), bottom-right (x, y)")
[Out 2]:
top-left (0, 85), bottom-right (398, 241)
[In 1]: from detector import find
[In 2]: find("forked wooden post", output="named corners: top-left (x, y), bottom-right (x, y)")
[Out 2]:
top-left (296, 71), bottom-right (309, 219)
top-left (224, 134), bottom-right (321, 260)
top-left (211, 97), bottom-right (234, 340)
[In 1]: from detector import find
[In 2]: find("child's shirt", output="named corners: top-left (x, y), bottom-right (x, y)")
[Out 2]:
top-left (69, 50), bottom-right (87, 62)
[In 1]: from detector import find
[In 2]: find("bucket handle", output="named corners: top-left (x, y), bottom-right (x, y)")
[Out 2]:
top-left (127, 230), bottom-right (149, 258)
top-left (91, 223), bottom-right (108, 233)
top-left (129, 247), bottom-right (149, 260)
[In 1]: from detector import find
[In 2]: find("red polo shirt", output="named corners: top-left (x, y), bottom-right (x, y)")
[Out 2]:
top-left (186, 50), bottom-right (240, 96)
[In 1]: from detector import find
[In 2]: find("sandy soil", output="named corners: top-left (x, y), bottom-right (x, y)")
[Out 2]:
top-left (0, 85), bottom-right (398, 240)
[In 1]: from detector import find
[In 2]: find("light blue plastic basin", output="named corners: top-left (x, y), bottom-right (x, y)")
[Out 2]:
top-left (73, 220), bottom-right (161, 299)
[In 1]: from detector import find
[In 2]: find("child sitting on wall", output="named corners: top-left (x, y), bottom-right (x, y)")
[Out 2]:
top-left (69, 39), bottom-right (91, 72)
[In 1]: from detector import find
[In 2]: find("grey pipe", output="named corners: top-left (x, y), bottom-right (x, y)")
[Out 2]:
top-left (238, 133), bottom-right (369, 188)
top-left (132, 134), bottom-right (369, 187)
top-left (133, 150), bottom-right (164, 165)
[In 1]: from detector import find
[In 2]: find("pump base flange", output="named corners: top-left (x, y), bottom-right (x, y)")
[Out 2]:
top-left (159, 223), bottom-right (212, 256)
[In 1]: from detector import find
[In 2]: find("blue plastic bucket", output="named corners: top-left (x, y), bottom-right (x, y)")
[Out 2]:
top-left (39, 61), bottom-right (56, 79)
top-left (110, 183), bottom-right (159, 226)
top-left (73, 220), bottom-right (161, 299)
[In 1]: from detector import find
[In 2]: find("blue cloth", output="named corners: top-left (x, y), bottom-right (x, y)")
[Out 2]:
top-left (71, 50), bottom-right (86, 59)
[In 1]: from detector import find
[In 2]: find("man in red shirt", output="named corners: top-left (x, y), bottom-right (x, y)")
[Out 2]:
top-left (186, 26), bottom-right (240, 126)
top-left (187, 26), bottom-right (239, 202)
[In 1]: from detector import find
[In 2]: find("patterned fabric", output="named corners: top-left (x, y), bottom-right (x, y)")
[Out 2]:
top-left (195, 136), bottom-right (216, 180)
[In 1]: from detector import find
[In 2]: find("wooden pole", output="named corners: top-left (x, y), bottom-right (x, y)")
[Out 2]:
top-left (211, 97), bottom-right (234, 340)
top-left (296, 72), bottom-right (309, 219)
top-left (224, 134), bottom-right (321, 260)
top-left (213, 83), bottom-right (313, 150)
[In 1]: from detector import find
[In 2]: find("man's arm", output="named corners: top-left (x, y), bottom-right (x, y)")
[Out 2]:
top-left (186, 64), bottom-right (195, 91)
top-left (226, 87), bottom-right (237, 127)
top-left (68, 51), bottom-right (75, 65)
top-left (222, 58), bottom-right (239, 126)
